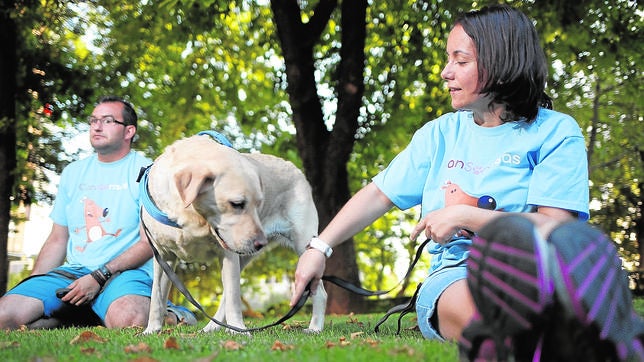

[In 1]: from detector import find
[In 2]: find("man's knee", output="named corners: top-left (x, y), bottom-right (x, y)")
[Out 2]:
top-left (0, 294), bottom-right (45, 330)
top-left (104, 295), bottom-right (150, 328)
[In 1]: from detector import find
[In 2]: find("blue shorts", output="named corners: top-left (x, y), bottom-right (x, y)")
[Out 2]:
top-left (6, 266), bottom-right (152, 324)
top-left (415, 238), bottom-right (471, 340)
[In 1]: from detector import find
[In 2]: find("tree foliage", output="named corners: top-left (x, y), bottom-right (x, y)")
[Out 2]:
top-left (530, 0), bottom-right (643, 267)
top-left (1, 0), bottom-right (99, 294)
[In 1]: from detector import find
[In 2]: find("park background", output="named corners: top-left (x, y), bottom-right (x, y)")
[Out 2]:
top-left (1, 0), bottom-right (642, 318)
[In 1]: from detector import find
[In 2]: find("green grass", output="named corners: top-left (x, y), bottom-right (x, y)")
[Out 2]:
top-left (0, 314), bottom-right (458, 362)
top-left (2, 297), bottom-right (643, 362)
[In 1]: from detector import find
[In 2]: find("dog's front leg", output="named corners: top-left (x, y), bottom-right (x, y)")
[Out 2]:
top-left (201, 292), bottom-right (226, 332)
top-left (202, 250), bottom-right (247, 333)
top-left (143, 254), bottom-right (175, 334)
top-left (305, 282), bottom-right (327, 333)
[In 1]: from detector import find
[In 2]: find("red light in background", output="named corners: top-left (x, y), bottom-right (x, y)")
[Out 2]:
top-left (43, 103), bottom-right (53, 117)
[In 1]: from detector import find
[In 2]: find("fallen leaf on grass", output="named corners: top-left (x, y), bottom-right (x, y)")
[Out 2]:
top-left (69, 331), bottom-right (107, 344)
top-left (281, 320), bottom-right (305, 330)
top-left (345, 313), bottom-right (364, 327)
top-left (0, 341), bottom-right (19, 349)
top-left (339, 336), bottom-right (351, 346)
top-left (326, 337), bottom-right (351, 349)
top-left (389, 345), bottom-right (417, 357)
top-left (124, 342), bottom-right (152, 353)
top-left (271, 340), bottom-right (294, 351)
top-left (362, 338), bottom-right (380, 348)
top-left (222, 340), bottom-right (243, 350)
top-left (350, 332), bottom-right (364, 339)
top-left (164, 336), bottom-right (180, 350)
top-left (80, 347), bottom-right (97, 355)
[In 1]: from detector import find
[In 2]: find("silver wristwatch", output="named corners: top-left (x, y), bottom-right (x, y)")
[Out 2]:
top-left (306, 237), bottom-right (333, 258)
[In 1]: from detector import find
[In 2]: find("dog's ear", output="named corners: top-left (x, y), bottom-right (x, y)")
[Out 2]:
top-left (174, 166), bottom-right (215, 208)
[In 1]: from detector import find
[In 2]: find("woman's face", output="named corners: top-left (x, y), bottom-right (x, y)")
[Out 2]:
top-left (441, 24), bottom-right (487, 112)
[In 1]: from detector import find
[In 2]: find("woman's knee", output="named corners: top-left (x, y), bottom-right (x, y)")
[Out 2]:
top-left (436, 279), bottom-right (475, 340)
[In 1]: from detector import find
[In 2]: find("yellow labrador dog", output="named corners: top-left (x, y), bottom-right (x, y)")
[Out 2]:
top-left (140, 132), bottom-right (326, 334)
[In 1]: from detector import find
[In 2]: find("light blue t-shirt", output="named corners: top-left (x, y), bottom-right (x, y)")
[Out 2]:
top-left (373, 108), bottom-right (589, 221)
top-left (50, 150), bottom-right (153, 276)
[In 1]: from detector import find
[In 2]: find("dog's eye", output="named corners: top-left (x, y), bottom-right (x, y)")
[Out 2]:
top-left (230, 200), bottom-right (246, 210)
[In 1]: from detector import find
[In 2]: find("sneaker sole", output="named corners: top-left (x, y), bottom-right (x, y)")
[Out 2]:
top-left (467, 215), bottom-right (553, 336)
top-left (549, 221), bottom-right (644, 361)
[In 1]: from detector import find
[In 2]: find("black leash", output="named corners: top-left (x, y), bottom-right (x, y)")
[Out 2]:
top-left (373, 281), bottom-right (422, 334)
top-left (142, 209), bottom-right (430, 334)
top-left (322, 238), bottom-right (430, 297)
top-left (318, 238), bottom-right (430, 335)
top-left (142, 217), bottom-right (311, 333)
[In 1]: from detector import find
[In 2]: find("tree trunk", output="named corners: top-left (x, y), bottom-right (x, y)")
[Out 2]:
top-left (270, 0), bottom-right (367, 313)
top-left (0, 3), bottom-right (18, 295)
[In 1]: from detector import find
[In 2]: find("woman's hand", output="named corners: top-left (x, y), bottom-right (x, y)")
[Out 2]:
top-left (411, 205), bottom-right (473, 244)
top-left (290, 249), bottom-right (327, 307)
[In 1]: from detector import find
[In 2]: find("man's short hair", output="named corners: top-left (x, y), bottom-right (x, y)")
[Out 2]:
top-left (97, 95), bottom-right (138, 128)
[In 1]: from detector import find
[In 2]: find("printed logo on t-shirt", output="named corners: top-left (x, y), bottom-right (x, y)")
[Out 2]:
top-left (447, 152), bottom-right (522, 175)
top-left (79, 182), bottom-right (129, 191)
top-left (73, 197), bottom-right (122, 252)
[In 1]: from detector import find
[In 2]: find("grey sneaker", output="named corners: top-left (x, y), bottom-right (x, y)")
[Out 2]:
top-left (462, 215), bottom-right (644, 361)
top-left (166, 304), bottom-right (198, 326)
top-left (549, 220), bottom-right (644, 361)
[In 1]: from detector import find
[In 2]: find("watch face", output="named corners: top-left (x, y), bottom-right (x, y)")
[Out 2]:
top-left (309, 238), bottom-right (332, 257)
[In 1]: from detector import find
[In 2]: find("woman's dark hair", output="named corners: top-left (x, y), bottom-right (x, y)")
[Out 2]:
top-left (455, 4), bottom-right (551, 122)
top-left (97, 95), bottom-right (138, 127)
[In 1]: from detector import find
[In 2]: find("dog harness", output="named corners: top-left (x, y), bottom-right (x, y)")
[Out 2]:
top-left (137, 130), bottom-right (234, 229)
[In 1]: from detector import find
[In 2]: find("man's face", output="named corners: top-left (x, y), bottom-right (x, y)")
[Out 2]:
top-left (89, 101), bottom-right (132, 155)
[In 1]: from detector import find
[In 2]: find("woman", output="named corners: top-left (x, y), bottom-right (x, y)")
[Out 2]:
top-left (291, 4), bottom-right (643, 361)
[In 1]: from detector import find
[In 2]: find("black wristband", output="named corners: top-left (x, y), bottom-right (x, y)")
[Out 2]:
top-left (99, 265), bottom-right (113, 280)
top-left (90, 270), bottom-right (107, 286)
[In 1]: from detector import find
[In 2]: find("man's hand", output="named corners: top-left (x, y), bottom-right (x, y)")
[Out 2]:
top-left (290, 249), bottom-right (326, 307)
top-left (59, 274), bottom-right (102, 306)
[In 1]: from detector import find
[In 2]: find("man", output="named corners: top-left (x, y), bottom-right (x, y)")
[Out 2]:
top-left (0, 96), bottom-right (195, 329)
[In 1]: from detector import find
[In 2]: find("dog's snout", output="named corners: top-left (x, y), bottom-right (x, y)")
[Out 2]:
top-left (252, 233), bottom-right (269, 251)
top-left (254, 241), bottom-right (265, 251)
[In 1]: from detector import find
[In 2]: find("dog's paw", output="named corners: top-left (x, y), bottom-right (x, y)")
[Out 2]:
top-left (227, 329), bottom-right (251, 336)
top-left (202, 319), bottom-right (251, 335)
top-left (201, 320), bottom-right (223, 333)
top-left (302, 328), bottom-right (322, 334)
top-left (142, 327), bottom-right (161, 335)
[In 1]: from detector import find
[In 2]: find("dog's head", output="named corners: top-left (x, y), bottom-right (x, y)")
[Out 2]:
top-left (173, 157), bottom-right (268, 255)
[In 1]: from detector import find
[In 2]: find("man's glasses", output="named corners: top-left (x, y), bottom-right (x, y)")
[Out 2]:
top-left (88, 116), bottom-right (127, 126)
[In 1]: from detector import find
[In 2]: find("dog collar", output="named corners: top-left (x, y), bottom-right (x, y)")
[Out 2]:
top-left (138, 130), bottom-right (234, 229)
top-left (138, 165), bottom-right (181, 228)
top-left (197, 130), bottom-right (233, 148)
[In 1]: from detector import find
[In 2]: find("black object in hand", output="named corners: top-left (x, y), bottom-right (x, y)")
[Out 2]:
top-left (55, 288), bottom-right (71, 299)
